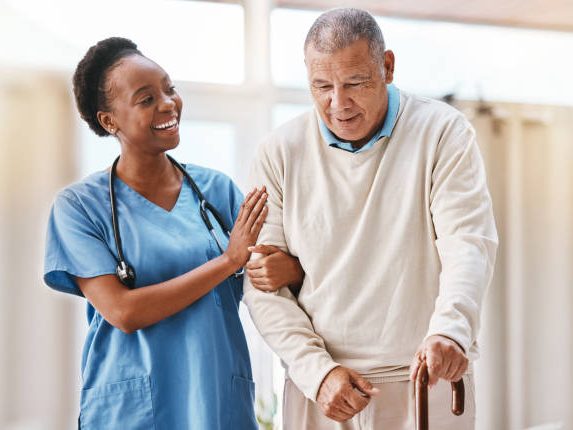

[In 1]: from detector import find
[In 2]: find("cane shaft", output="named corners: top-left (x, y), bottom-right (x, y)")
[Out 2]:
top-left (415, 362), bottom-right (429, 430)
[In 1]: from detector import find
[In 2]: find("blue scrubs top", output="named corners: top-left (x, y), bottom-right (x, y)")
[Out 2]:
top-left (44, 163), bottom-right (257, 430)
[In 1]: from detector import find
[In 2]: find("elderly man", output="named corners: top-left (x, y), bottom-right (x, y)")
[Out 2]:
top-left (244, 8), bottom-right (497, 430)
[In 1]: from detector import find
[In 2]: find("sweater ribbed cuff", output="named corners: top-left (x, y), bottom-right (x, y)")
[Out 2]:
top-left (425, 324), bottom-right (471, 355)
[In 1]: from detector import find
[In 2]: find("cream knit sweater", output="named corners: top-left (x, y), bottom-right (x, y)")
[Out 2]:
top-left (243, 91), bottom-right (498, 401)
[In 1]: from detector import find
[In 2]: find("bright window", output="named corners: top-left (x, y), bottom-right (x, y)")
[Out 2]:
top-left (4, 0), bottom-right (245, 84)
top-left (171, 120), bottom-right (236, 178)
top-left (271, 8), bottom-right (573, 106)
top-left (272, 103), bottom-right (312, 129)
top-left (79, 120), bottom-right (236, 178)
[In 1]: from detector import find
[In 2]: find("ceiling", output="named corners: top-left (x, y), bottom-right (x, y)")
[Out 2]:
top-left (274, 0), bottom-right (573, 32)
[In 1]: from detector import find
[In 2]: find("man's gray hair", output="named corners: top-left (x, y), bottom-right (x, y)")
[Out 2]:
top-left (304, 8), bottom-right (385, 63)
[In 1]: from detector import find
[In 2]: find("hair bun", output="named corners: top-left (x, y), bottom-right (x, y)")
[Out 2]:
top-left (72, 37), bottom-right (142, 136)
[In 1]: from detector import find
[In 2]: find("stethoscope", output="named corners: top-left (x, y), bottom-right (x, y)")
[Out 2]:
top-left (109, 154), bottom-right (243, 288)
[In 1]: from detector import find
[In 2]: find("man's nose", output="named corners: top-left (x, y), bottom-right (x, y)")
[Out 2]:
top-left (330, 86), bottom-right (352, 111)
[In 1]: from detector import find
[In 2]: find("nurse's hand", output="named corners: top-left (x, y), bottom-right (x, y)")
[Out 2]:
top-left (245, 244), bottom-right (304, 292)
top-left (225, 187), bottom-right (268, 270)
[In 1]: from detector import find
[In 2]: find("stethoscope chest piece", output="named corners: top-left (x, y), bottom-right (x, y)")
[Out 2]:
top-left (116, 260), bottom-right (136, 288)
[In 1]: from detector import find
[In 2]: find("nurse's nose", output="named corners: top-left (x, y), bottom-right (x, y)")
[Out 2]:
top-left (158, 92), bottom-right (176, 111)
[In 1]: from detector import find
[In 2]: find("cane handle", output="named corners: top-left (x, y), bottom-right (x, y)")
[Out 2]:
top-left (414, 360), bottom-right (465, 430)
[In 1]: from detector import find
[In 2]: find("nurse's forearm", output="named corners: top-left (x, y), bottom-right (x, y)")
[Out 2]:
top-left (77, 254), bottom-right (240, 334)
top-left (124, 254), bottom-right (241, 331)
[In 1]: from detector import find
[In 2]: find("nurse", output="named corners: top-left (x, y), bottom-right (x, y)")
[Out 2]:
top-left (43, 37), bottom-right (304, 429)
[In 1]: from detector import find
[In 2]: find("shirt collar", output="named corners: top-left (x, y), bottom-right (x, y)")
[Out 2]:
top-left (319, 84), bottom-right (400, 153)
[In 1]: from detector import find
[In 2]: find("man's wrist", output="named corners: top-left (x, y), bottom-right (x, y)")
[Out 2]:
top-left (428, 334), bottom-right (466, 354)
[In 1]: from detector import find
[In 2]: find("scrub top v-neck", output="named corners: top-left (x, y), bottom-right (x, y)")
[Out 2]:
top-left (44, 163), bottom-right (257, 430)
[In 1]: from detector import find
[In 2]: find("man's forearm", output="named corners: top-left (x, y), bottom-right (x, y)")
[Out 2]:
top-left (242, 283), bottom-right (339, 400)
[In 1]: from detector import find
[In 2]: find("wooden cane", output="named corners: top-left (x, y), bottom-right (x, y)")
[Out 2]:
top-left (415, 360), bottom-right (465, 430)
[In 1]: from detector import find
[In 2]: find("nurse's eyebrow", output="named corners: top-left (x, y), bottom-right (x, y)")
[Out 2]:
top-left (132, 85), bottom-right (152, 99)
top-left (131, 74), bottom-right (171, 99)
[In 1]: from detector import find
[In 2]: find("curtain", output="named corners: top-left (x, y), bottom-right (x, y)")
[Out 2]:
top-left (0, 69), bottom-right (78, 429)
top-left (467, 101), bottom-right (573, 430)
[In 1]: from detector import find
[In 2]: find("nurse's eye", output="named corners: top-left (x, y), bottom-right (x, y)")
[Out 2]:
top-left (166, 85), bottom-right (176, 95)
top-left (139, 96), bottom-right (154, 106)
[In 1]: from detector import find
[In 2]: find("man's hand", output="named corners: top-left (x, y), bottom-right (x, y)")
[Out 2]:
top-left (246, 244), bottom-right (304, 292)
top-left (316, 366), bottom-right (380, 422)
top-left (409, 335), bottom-right (468, 387)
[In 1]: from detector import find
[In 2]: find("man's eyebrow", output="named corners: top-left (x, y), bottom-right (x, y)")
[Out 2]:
top-left (312, 78), bottom-right (332, 85)
top-left (347, 73), bottom-right (371, 80)
top-left (312, 74), bottom-right (371, 85)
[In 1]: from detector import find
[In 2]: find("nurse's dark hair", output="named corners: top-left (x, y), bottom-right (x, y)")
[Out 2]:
top-left (304, 8), bottom-right (385, 64)
top-left (73, 37), bottom-right (143, 136)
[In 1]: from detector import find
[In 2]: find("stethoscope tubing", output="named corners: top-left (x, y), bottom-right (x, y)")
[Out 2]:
top-left (109, 155), bottom-right (243, 286)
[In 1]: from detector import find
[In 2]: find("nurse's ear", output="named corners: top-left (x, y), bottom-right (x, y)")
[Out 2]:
top-left (97, 111), bottom-right (118, 136)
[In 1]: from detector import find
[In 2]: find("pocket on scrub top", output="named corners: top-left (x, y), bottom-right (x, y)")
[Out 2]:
top-left (79, 376), bottom-right (155, 430)
top-left (230, 375), bottom-right (258, 430)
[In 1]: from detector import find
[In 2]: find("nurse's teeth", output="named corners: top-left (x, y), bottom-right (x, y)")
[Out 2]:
top-left (153, 119), bottom-right (177, 129)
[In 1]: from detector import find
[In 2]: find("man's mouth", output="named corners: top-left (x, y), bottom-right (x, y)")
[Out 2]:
top-left (334, 114), bottom-right (359, 123)
top-left (152, 118), bottom-right (178, 131)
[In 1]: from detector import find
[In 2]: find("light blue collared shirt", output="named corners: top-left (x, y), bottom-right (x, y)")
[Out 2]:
top-left (319, 84), bottom-right (400, 153)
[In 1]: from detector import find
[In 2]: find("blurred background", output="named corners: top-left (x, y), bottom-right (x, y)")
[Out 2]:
top-left (1, 0), bottom-right (572, 429)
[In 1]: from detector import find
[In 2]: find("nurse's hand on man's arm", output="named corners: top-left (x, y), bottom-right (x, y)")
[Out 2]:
top-left (224, 187), bottom-right (269, 270)
top-left (75, 187), bottom-right (269, 335)
top-left (245, 244), bottom-right (304, 292)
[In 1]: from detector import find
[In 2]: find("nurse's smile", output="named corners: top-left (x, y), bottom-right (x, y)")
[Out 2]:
top-left (151, 116), bottom-right (180, 137)
top-left (152, 117), bottom-right (179, 131)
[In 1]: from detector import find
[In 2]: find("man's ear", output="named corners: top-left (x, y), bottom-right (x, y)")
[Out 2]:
top-left (383, 50), bottom-right (395, 84)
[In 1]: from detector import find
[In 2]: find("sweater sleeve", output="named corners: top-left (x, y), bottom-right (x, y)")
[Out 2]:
top-left (242, 139), bottom-right (340, 401)
top-left (426, 116), bottom-right (498, 356)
